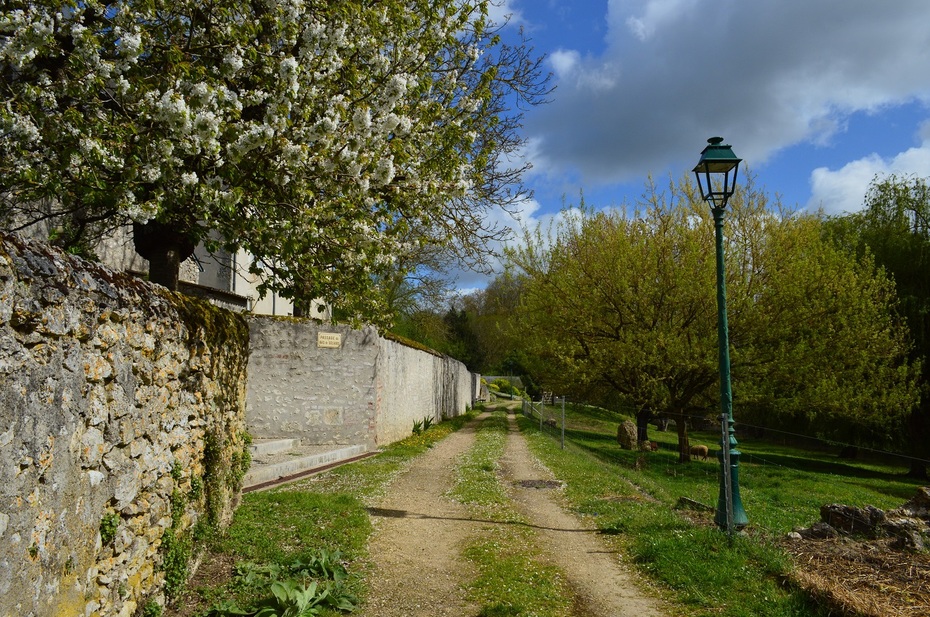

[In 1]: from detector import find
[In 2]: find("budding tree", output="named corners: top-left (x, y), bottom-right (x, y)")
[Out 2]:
top-left (508, 177), bottom-right (917, 461)
top-left (0, 0), bottom-right (547, 324)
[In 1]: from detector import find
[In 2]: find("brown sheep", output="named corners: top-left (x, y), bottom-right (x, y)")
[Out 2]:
top-left (690, 444), bottom-right (709, 461)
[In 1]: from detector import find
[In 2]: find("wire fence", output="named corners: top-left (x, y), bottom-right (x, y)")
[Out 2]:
top-left (515, 395), bottom-right (930, 472)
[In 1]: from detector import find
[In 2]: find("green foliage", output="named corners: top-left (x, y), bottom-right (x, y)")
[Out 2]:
top-left (490, 378), bottom-right (522, 398)
top-left (202, 429), bottom-right (252, 528)
top-left (413, 415), bottom-right (435, 435)
top-left (824, 174), bottom-right (930, 476)
top-left (210, 553), bottom-right (358, 617)
top-left (508, 175), bottom-right (918, 453)
top-left (170, 489), bottom-right (186, 528)
top-left (141, 601), bottom-right (163, 617)
top-left (161, 530), bottom-right (192, 600)
top-left (47, 223), bottom-right (99, 261)
top-left (190, 475), bottom-right (205, 500)
top-left (99, 512), bottom-right (120, 546)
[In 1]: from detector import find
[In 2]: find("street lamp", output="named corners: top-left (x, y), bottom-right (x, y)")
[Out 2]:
top-left (693, 137), bottom-right (749, 535)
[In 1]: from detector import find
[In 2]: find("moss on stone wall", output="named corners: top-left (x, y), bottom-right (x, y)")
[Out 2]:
top-left (0, 232), bottom-right (250, 617)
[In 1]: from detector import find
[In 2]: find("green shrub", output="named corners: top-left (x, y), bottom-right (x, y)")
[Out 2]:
top-left (99, 512), bottom-right (120, 546)
top-left (161, 530), bottom-right (192, 600)
top-left (141, 601), bottom-right (163, 617)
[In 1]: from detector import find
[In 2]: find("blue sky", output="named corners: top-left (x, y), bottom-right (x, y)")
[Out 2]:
top-left (457, 0), bottom-right (930, 290)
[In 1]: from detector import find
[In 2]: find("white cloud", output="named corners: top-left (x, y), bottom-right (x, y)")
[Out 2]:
top-left (808, 155), bottom-right (886, 215)
top-left (623, 0), bottom-right (700, 42)
top-left (808, 137), bottom-right (930, 215)
top-left (525, 0), bottom-right (930, 186)
top-left (548, 49), bottom-right (580, 79)
top-left (487, 0), bottom-right (522, 27)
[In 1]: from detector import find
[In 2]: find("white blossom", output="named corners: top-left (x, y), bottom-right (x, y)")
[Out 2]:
top-left (223, 50), bottom-right (244, 76)
top-left (352, 107), bottom-right (372, 133)
top-left (141, 166), bottom-right (161, 182)
top-left (373, 156), bottom-right (395, 185)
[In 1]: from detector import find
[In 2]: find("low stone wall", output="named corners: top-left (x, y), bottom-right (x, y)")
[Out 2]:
top-left (0, 234), bottom-right (250, 617)
top-left (246, 319), bottom-right (478, 449)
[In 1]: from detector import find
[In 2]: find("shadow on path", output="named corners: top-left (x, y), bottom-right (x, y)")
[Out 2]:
top-left (365, 506), bottom-right (603, 536)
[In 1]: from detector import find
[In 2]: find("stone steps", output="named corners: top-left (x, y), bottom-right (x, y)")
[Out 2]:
top-left (250, 438), bottom-right (300, 457)
top-left (243, 439), bottom-right (369, 491)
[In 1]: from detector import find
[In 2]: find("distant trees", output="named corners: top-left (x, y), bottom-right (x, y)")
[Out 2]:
top-left (0, 1), bottom-right (548, 325)
top-left (508, 177), bottom-right (918, 462)
top-left (389, 268), bottom-right (528, 374)
top-left (825, 175), bottom-right (930, 478)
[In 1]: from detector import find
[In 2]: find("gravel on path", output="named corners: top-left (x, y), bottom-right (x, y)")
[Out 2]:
top-left (361, 410), bottom-right (667, 616)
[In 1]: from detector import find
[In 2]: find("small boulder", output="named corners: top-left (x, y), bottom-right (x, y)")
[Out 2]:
top-left (617, 421), bottom-right (637, 450)
top-left (884, 516), bottom-right (927, 550)
top-left (798, 521), bottom-right (839, 539)
top-left (888, 486), bottom-right (930, 520)
top-left (820, 504), bottom-right (885, 537)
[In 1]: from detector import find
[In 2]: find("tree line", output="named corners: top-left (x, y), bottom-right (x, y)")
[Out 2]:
top-left (402, 174), bottom-right (930, 478)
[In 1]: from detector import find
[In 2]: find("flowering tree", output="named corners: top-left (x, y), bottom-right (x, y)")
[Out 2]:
top-left (0, 0), bottom-right (547, 324)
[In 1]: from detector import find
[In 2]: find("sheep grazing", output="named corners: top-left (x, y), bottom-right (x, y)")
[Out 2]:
top-left (690, 444), bottom-right (709, 461)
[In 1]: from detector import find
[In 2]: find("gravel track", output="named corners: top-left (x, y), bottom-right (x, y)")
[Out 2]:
top-left (360, 410), bottom-right (666, 616)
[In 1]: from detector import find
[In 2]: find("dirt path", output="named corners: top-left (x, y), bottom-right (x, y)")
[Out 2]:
top-left (361, 411), bottom-right (666, 617)
top-left (361, 415), bottom-right (484, 617)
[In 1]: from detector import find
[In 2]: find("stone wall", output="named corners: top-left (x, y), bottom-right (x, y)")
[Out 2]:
top-left (374, 336), bottom-right (478, 445)
top-left (246, 318), bottom-right (379, 447)
top-left (246, 319), bottom-right (478, 449)
top-left (0, 233), bottom-right (250, 617)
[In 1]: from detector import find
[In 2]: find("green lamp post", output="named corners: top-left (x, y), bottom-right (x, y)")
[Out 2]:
top-left (693, 137), bottom-right (749, 535)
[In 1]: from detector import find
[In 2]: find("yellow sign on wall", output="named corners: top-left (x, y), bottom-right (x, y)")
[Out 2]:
top-left (317, 332), bottom-right (342, 349)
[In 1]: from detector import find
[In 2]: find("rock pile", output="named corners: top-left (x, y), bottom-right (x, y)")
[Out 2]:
top-left (790, 486), bottom-right (930, 550)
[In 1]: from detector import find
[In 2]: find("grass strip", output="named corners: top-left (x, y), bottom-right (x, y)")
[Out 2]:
top-left (518, 405), bottom-right (922, 617)
top-left (175, 411), bottom-right (476, 616)
top-left (452, 410), bottom-right (574, 617)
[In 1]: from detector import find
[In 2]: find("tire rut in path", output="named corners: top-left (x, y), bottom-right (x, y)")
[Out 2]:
top-left (498, 412), bottom-right (665, 617)
top-left (361, 411), bottom-right (666, 616)
top-left (361, 415), bottom-right (485, 617)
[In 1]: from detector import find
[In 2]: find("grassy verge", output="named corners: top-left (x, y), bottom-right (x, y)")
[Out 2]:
top-left (520, 403), bottom-right (924, 617)
top-left (451, 410), bottom-right (574, 617)
top-left (172, 411), bottom-right (476, 617)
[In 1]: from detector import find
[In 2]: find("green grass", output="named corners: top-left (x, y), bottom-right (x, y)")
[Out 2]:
top-left (520, 405), bottom-right (925, 617)
top-left (452, 411), bottom-right (574, 617)
top-left (179, 402), bottom-right (923, 617)
top-left (177, 411), bottom-right (477, 616)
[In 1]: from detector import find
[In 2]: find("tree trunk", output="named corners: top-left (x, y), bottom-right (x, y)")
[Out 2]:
top-left (133, 221), bottom-right (197, 292)
top-left (906, 405), bottom-right (930, 479)
top-left (674, 412), bottom-right (690, 463)
top-left (636, 407), bottom-right (652, 444)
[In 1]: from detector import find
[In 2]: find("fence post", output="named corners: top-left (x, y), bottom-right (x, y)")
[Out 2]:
top-left (561, 397), bottom-right (566, 449)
